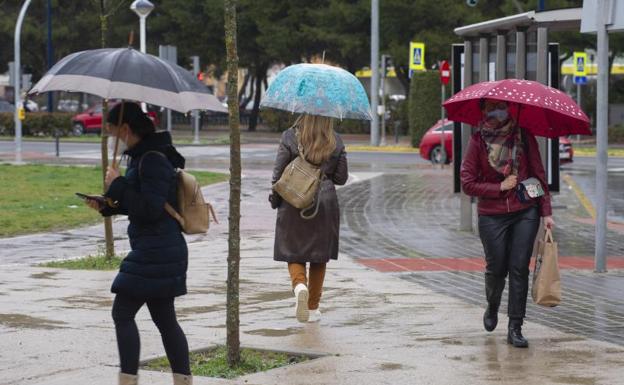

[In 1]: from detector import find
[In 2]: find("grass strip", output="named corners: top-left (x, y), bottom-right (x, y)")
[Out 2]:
top-left (143, 346), bottom-right (309, 379)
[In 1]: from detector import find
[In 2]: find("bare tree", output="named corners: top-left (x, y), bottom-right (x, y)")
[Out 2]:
top-left (224, 0), bottom-right (241, 367)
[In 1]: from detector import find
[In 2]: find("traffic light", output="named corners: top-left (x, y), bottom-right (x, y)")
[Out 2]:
top-left (381, 54), bottom-right (392, 77)
top-left (197, 72), bottom-right (205, 81)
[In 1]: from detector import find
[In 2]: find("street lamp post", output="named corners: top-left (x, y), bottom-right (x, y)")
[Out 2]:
top-left (370, 0), bottom-right (380, 146)
top-left (130, 0), bottom-right (154, 54)
top-left (14, 0), bottom-right (33, 164)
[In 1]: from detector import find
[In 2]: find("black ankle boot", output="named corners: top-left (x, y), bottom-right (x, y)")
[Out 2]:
top-left (507, 325), bottom-right (529, 348)
top-left (483, 305), bottom-right (498, 332)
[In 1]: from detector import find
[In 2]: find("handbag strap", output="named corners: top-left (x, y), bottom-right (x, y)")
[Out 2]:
top-left (139, 151), bottom-right (184, 227)
top-left (544, 228), bottom-right (554, 243)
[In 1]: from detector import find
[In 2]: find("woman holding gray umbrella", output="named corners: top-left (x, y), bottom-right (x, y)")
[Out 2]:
top-left (262, 63), bottom-right (371, 323)
top-left (86, 102), bottom-right (191, 385)
top-left (30, 46), bottom-right (227, 385)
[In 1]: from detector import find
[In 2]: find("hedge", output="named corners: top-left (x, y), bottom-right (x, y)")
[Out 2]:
top-left (408, 71), bottom-right (443, 147)
top-left (0, 112), bottom-right (74, 136)
top-left (609, 124), bottom-right (624, 143)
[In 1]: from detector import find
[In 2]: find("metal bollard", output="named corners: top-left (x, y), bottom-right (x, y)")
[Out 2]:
top-left (54, 129), bottom-right (60, 157)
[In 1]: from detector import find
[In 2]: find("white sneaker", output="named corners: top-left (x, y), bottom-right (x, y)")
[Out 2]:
top-left (293, 283), bottom-right (309, 323)
top-left (308, 309), bottom-right (321, 323)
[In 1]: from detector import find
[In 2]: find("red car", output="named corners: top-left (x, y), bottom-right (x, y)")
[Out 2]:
top-left (71, 104), bottom-right (160, 136)
top-left (419, 119), bottom-right (573, 164)
top-left (419, 119), bottom-right (454, 164)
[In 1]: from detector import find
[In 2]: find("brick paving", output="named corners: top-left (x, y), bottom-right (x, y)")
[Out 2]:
top-left (338, 170), bottom-right (624, 347)
top-left (338, 171), bottom-right (624, 260)
top-left (402, 270), bottom-right (624, 347)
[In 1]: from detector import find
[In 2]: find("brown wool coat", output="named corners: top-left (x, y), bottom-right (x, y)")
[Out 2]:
top-left (272, 128), bottom-right (349, 264)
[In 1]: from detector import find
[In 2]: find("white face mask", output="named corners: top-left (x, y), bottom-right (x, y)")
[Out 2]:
top-left (108, 131), bottom-right (128, 155)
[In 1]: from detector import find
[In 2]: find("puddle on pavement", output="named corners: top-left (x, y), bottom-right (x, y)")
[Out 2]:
top-left (551, 376), bottom-right (597, 385)
top-left (61, 296), bottom-right (113, 307)
top-left (378, 362), bottom-right (404, 371)
top-left (30, 271), bottom-right (60, 280)
top-left (204, 324), bottom-right (226, 329)
top-left (177, 305), bottom-right (223, 316)
top-left (0, 313), bottom-right (67, 329)
top-left (545, 336), bottom-right (585, 343)
top-left (246, 290), bottom-right (294, 304)
top-left (548, 349), bottom-right (595, 362)
top-left (245, 327), bottom-right (301, 337)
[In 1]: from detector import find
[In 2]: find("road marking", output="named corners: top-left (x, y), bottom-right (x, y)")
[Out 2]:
top-left (562, 173), bottom-right (596, 219)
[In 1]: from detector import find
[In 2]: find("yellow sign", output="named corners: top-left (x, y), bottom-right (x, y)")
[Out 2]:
top-left (18, 107), bottom-right (25, 121)
top-left (409, 42), bottom-right (426, 71)
top-left (573, 52), bottom-right (588, 77)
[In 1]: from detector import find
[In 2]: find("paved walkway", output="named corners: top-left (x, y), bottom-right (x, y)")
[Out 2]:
top-left (1, 163), bottom-right (624, 384)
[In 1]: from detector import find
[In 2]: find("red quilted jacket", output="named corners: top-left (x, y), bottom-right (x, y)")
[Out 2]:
top-left (460, 130), bottom-right (552, 217)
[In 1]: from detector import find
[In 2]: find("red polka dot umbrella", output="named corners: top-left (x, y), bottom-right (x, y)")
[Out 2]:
top-left (442, 79), bottom-right (591, 138)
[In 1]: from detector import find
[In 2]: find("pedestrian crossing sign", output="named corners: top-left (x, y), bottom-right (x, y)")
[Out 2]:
top-left (410, 42), bottom-right (426, 71)
top-left (573, 52), bottom-right (587, 77)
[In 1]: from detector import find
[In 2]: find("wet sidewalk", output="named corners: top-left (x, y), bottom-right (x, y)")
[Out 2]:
top-left (1, 171), bottom-right (624, 385)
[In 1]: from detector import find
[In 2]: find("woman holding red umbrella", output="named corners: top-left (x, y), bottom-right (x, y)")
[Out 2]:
top-left (446, 78), bottom-right (590, 347)
top-left (460, 99), bottom-right (555, 348)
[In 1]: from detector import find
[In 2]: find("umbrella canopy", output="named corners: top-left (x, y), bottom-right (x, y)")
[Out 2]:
top-left (261, 63), bottom-right (372, 121)
top-left (29, 47), bottom-right (226, 113)
top-left (443, 79), bottom-right (591, 138)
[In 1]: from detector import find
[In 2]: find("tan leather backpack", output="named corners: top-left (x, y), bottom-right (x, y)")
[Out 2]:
top-left (141, 151), bottom-right (218, 234)
top-left (272, 128), bottom-right (323, 218)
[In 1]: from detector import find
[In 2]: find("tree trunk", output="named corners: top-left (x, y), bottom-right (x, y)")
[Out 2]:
top-left (224, 0), bottom-right (241, 367)
top-left (100, 0), bottom-right (114, 259)
top-left (247, 65), bottom-right (265, 132)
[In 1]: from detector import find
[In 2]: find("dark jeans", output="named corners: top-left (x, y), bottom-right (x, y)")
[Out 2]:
top-left (478, 206), bottom-right (540, 325)
top-left (112, 294), bottom-right (190, 375)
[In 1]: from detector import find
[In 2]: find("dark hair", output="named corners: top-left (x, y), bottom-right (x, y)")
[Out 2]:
top-left (107, 102), bottom-right (155, 138)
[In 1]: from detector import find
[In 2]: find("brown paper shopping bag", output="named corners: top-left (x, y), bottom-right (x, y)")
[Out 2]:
top-left (531, 228), bottom-right (561, 307)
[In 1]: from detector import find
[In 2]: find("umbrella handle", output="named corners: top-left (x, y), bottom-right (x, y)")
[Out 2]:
top-left (112, 101), bottom-right (126, 169)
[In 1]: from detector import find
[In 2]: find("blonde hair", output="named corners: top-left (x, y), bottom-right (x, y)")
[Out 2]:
top-left (298, 114), bottom-right (336, 164)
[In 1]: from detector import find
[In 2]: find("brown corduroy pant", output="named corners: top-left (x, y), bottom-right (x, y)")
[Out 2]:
top-left (287, 263), bottom-right (327, 310)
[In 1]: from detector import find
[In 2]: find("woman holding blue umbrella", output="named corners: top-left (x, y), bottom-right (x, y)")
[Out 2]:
top-left (263, 63), bottom-right (371, 323)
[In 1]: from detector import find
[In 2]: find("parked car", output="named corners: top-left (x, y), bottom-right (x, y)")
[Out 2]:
top-left (71, 104), bottom-right (160, 136)
top-left (419, 119), bottom-right (574, 164)
top-left (419, 119), bottom-right (453, 164)
top-left (0, 100), bottom-right (15, 113)
top-left (559, 136), bottom-right (574, 163)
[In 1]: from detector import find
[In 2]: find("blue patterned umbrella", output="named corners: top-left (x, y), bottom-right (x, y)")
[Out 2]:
top-left (261, 63), bottom-right (372, 120)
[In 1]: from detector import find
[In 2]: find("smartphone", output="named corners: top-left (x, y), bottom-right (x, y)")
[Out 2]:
top-left (75, 193), bottom-right (106, 205)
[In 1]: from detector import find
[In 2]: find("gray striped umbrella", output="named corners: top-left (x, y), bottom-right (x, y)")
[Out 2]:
top-left (29, 47), bottom-right (226, 113)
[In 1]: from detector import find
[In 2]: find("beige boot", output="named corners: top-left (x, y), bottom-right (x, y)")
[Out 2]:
top-left (173, 373), bottom-right (193, 385)
top-left (118, 372), bottom-right (138, 385)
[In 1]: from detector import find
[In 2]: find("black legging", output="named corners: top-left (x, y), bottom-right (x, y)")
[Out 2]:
top-left (112, 294), bottom-right (190, 375)
top-left (478, 206), bottom-right (540, 325)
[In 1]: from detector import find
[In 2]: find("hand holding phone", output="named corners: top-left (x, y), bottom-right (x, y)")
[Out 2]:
top-left (76, 193), bottom-right (109, 212)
